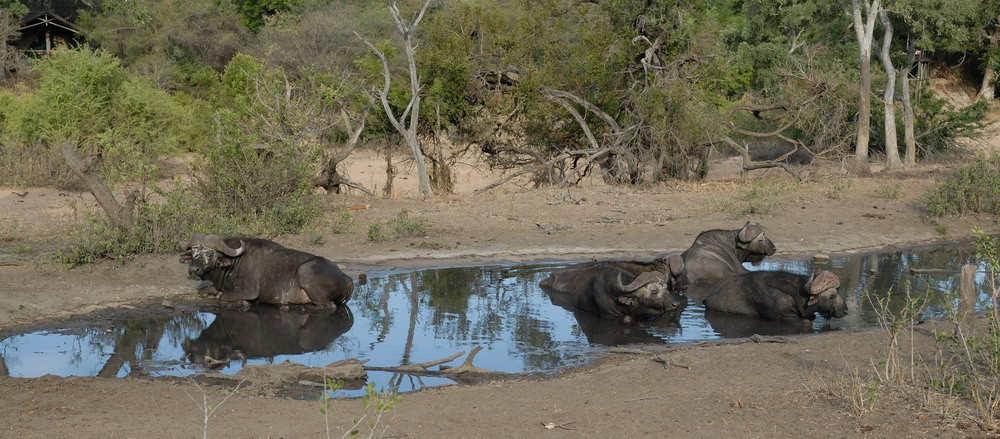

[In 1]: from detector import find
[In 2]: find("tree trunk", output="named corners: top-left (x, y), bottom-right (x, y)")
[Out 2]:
top-left (902, 36), bottom-right (917, 166)
top-left (357, 0), bottom-right (434, 199)
top-left (383, 144), bottom-right (394, 198)
top-left (851, 0), bottom-right (881, 169)
top-left (60, 140), bottom-right (137, 230)
top-left (978, 28), bottom-right (999, 100)
top-left (878, 10), bottom-right (901, 170)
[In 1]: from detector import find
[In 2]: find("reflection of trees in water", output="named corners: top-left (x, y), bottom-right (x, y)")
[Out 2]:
top-left (87, 312), bottom-right (207, 377)
top-left (754, 244), bottom-right (984, 327)
top-left (363, 265), bottom-right (575, 371)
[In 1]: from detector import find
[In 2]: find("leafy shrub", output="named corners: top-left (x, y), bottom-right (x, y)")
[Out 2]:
top-left (0, 49), bottom-right (207, 187)
top-left (875, 182), bottom-right (903, 200)
top-left (330, 211), bottom-right (357, 234)
top-left (924, 155), bottom-right (1000, 217)
top-left (826, 180), bottom-right (853, 200)
top-left (719, 178), bottom-right (794, 218)
top-left (367, 210), bottom-right (429, 242)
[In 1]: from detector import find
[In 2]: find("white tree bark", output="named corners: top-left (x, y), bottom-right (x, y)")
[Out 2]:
top-left (356, 0), bottom-right (433, 199)
top-left (851, 0), bottom-right (881, 169)
top-left (878, 10), bottom-right (901, 170)
top-left (901, 36), bottom-right (917, 166)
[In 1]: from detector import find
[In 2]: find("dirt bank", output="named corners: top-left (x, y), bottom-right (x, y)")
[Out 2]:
top-left (0, 154), bottom-right (997, 438)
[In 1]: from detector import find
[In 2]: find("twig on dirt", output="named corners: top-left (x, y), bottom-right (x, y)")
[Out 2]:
top-left (609, 348), bottom-right (653, 355)
top-left (750, 334), bottom-right (793, 343)
top-left (651, 354), bottom-right (691, 369)
top-left (542, 421), bottom-right (577, 431)
top-left (624, 396), bottom-right (662, 403)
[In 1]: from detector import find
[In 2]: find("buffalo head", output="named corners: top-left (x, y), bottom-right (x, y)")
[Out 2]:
top-left (736, 222), bottom-right (777, 266)
top-left (805, 270), bottom-right (848, 319)
top-left (179, 233), bottom-right (246, 279)
top-left (616, 271), bottom-right (683, 322)
top-left (651, 253), bottom-right (689, 292)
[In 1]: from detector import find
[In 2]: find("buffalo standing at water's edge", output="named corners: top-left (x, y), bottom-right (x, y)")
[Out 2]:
top-left (180, 233), bottom-right (355, 308)
top-left (703, 270), bottom-right (848, 324)
top-left (680, 222), bottom-right (777, 287)
top-left (541, 254), bottom-right (687, 324)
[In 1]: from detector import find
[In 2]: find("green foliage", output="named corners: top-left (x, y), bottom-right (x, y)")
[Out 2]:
top-left (719, 178), bottom-right (793, 217)
top-left (78, 0), bottom-right (247, 93)
top-left (914, 98), bottom-right (993, 156)
top-left (924, 155), bottom-right (1000, 217)
top-left (926, 229), bottom-right (1000, 427)
top-left (366, 210), bottom-right (429, 242)
top-left (0, 49), bottom-right (207, 186)
top-left (826, 180), bottom-right (853, 200)
top-left (51, 212), bottom-right (156, 267)
top-left (319, 378), bottom-right (402, 438)
top-left (0, 1), bottom-right (28, 18)
top-left (330, 211), bottom-right (358, 235)
top-left (10, 244), bottom-right (30, 254)
top-left (232, 0), bottom-right (302, 32)
top-left (875, 182), bottom-right (903, 200)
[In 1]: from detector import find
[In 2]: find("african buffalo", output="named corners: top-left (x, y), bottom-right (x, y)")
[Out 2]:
top-left (541, 258), bottom-right (686, 324)
top-left (183, 305), bottom-right (354, 368)
top-left (703, 270), bottom-right (848, 323)
top-left (680, 222), bottom-right (777, 285)
top-left (541, 253), bottom-right (689, 295)
top-left (180, 233), bottom-right (354, 308)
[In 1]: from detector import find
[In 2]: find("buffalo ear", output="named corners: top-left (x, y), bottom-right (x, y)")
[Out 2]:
top-left (737, 222), bottom-right (764, 243)
top-left (736, 221), bottom-right (764, 244)
top-left (806, 270), bottom-right (841, 295)
top-left (217, 257), bottom-right (234, 268)
top-left (667, 254), bottom-right (684, 276)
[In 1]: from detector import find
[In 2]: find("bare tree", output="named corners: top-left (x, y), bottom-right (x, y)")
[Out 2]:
top-left (901, 36), bottom-right (917, 166)
top-left (0, 9), bottom-right (22, 82)
top-left (314, 104), bottom-right (375, 196)
top-left (850, 0), bottom-right (882, 169)
top-left (877, 9), bottom-right (902, 169)
top-left (356, 0), bottom-right (434, 199)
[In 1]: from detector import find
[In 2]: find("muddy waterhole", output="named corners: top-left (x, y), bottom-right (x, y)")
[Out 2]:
top-left (0, 242), bottom-right (992, 396)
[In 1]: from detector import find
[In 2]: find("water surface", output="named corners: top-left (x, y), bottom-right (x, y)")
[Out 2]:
top-left (0, 241), bottom-right (993, 396)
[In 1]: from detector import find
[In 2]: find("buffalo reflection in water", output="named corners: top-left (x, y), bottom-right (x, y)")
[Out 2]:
top-left (183, 305), bottom-right (354, 368)
top-left (542, 284), bottom-right (685, 346)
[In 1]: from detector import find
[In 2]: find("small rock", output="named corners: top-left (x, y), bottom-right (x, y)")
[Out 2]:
top-left (813, 253), bottom-right (829, 263)
top-left (161, 300), bottom-right (174, 309)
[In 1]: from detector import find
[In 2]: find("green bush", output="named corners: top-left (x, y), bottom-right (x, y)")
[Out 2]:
top-left (719, 178), bottom-right (794, 218)
top-left (366, 210), bottom-right (429, 242)
top-left (0, 49), bottom-right (207, 187)
top-left (924, 155), bottom-right (1000, 217)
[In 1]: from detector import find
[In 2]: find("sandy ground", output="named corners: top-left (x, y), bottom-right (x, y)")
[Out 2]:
top-left (0, 146), bottom-right (998, 438)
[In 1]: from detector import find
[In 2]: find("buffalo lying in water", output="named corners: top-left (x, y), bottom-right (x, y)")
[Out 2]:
top-left (183, 305), bottom-right (354, 368)
top-left (541, 254), bottom-right (687, 324)
top-left (703, 270), bottom-right (848, 323)
top-left (180, 233), bottom-right (355, 308)
top-left (680, 221), bottom-right (777, 286)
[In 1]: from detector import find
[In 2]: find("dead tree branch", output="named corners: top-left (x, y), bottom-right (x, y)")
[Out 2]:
top-left (363, 346), bottom-right (522, 381)
top-left (60, 140), bottom-right (140, 230)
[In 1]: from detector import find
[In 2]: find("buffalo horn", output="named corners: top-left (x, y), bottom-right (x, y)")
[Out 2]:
top-left (181, 232), bottom-right (207, 251)
top-left (807, 270), bottom-right (841, 295)
top-left (737, 221), bottom-right (764, 243)
top-left (623, 270), bottom-right (664, 292)
top-left (202, 234), bottom-right (245, 257)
